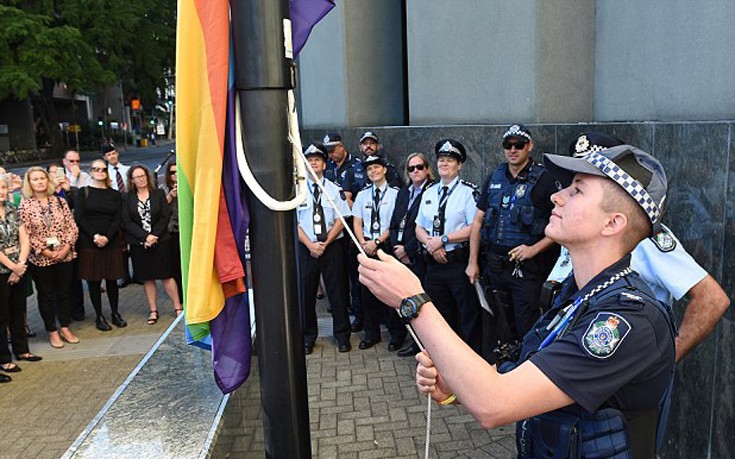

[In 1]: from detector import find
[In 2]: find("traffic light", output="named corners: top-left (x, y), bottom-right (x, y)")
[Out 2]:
top-left (97, 116), bottom-right (104, 127)
top-left (150, 118), bottom-right (156, 125)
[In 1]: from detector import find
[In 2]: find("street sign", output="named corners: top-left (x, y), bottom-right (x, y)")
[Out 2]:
top-left (68, 124), bottom-right (81, 133)
top-left (131, 99), bottom-right (141, 111)
top-left (156, 124), bottom-right (166, 136)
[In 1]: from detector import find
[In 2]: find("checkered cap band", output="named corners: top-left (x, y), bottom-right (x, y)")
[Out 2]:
top-left (438, 141), bottom-right (461, 156)
top-left (583, 152), bottom-right (660, 223)
top-left (503, 125), bottom-right (532, 141)
top-left (323, 135), bottom-right (339, 147)
top-left (573, 135), bottom-right (607, 157)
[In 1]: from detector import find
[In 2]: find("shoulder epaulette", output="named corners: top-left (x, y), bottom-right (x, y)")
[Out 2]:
top-left (425, 182), bottom-right (438, 190)
top-left (460, 179), bottom-right (478, 189)
top-left (389, 185), bottom-right (400, 191)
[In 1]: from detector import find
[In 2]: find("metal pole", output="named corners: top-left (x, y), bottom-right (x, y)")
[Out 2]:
top-left (230, 0), bottom-right (311, 458)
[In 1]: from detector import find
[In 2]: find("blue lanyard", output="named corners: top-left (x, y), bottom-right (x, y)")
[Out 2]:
top-left (437, 179), bottom-right (460, 208)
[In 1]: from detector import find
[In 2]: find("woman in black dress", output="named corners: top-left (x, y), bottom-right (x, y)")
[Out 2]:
top-left (75, 160), bottom-right (126, 331)
top-left (160, 161), bottom-right (182, 303)
top-left (122, 165), bottom-right (182, 324)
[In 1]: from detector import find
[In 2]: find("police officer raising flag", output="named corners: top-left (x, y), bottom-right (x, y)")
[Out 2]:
top-left (297, 143), bottom-right (353, 355)
top-left (467, 124), bottom-right (559, 345)
top-left (358, 144), bottom-right (676, 459)
top-left (415, 139), bottom-right (482, 353)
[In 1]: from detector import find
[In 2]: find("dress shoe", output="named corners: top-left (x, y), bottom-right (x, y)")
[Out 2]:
top-left (25, 325), bottom-right (36, 338)
top-left (304, 343), bottom-right (314, 355)
top-left (96, 316), bottom-right (112, 331)
top-left (0, 374), bottom-right (10, 383)
top-left (49, 331), bottom-right (64, 349)
top-left (0, 363), bottom-right (21, 373)
top-left (351, 320), bottom-right (363, 332)
top-left (111, 313), bottom-right (128, 328)
top-left (358, 339), bottom-right (380, 350)
top-left (16, 353), bottom-right (42, 362)
top-left (387, 341), bottom-right (403, 352)
top-left (337, 343), bottom-right (351, 353)
top-left (59, 328), bottom-right (80, 344)
top-left (397, 342), bottom-right (420, 358)
top-left (72, 313), bottom-right (85, 322)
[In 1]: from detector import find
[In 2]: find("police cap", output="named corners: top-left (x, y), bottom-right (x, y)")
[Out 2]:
top-left (304, 142), bottom-right (328, 161)
top-left (569, 132), bottom-right (625, 157)
top-left (502, 124), bottom-right (533, 141)
top-left (359, 131), bottom-right (379, 144)
top-left (544, 145), bottom-right (668, 227)
top-left (435, 139), bottom-right (467, 163)
top-left (102, 144), bottom-right (116, 154)
top-left (363, 154), bottom-right (387, 168)
top-left (323, 133), bottom-right (342, 151)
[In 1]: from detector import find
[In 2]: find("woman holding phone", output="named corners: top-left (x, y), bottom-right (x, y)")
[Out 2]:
top-left (19, 167), bottom-right (80, 348)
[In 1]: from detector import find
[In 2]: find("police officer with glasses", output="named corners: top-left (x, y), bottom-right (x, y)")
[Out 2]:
top-left (358, 145), bottom-right (676, 459)
top-left (352, 155), bottom-right (403, 351)
top-left (415, 139), bottom-right (482, 354)
top-left (297, 143), bottom-right (353, 354)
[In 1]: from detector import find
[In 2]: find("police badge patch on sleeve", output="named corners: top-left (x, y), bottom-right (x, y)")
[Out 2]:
top-left (650, 227), bottom-right (676, 252)
top-left (582, 312), bottom-right (631, 359)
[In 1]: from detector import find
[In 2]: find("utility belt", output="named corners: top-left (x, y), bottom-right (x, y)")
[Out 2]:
top-left (424, 245), bottom-right (469, 264)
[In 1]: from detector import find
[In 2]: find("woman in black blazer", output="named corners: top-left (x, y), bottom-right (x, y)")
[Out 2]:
top-left (122, 165), bottom-right (182, 325)
top-left (388, 152), bottom-right (435, 357)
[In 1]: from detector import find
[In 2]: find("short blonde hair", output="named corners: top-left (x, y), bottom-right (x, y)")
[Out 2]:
top-left (22, 166), bottom-right (55, 198)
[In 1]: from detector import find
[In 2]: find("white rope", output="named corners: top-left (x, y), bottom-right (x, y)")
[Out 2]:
top-left (235, 88), bottom-right (434, 459)
top-left (234, 91), bottom-right (308, 211)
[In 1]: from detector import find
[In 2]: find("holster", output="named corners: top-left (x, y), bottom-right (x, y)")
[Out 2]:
top-left (538, 280), bottom-right (563, 313)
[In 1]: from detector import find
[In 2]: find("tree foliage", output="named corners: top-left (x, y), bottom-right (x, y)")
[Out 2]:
top-left (0, 0), bottom-right (176, 151)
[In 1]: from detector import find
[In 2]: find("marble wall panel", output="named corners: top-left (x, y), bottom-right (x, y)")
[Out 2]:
top-left (711, 318), bottom-right (734, 459)
top-left (720, 122), bottom-right (735, 322)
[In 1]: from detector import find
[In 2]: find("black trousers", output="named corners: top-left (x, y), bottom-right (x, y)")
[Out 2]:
top-left (340, 233), bottom-right (362, 321)
top-left (0, 272), bottom-right (30, 363)
top-left (486, 259), bottom-right (545, 339)
top-left (30, 261), bottom-right (74, 332)
top-left (424, 256), bottom-right (482, 354)
top-left (70, 257), bottom-right (85, 318)
top-left (299, 241), bottom-right (351, 346)
top-left (86, 280), bottom-right (120, 317)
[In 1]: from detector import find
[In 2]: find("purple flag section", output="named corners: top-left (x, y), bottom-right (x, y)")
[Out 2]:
top-left (208, 70), bottom-right (252, 394)
top-left (290, 0), bottom-right (335, 56)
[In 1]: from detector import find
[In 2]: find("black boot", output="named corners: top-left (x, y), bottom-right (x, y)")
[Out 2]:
top-left (96, 315), bottom-right (112, 331)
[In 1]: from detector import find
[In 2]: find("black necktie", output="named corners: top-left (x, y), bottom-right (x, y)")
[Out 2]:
top-left (312, 184), bottom-right (327, 242)
top-left (435, 186), bottom-right (449, 236)
top-left (114, 166), bottom-right (125, 191)
top-left (371, 188), bottom-right (382, 237)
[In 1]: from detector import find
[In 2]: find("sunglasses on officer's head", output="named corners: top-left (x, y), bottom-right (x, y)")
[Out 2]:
top-left (407, 164), bottom-right (426, 172)
top-left (502, 139), bottom-right (529, 150)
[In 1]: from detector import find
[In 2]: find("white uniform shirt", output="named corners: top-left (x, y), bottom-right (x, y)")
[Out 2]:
top-left (353, 183), bottom-right (398, 239)
top-left (547, 225), bottom-right (707, 305)
top-left (297, 177), bottom-right (351, 242)
top-left (108, 163), bottom-right (131, 191)
top-left (416, 177), bottom-right (477, 251)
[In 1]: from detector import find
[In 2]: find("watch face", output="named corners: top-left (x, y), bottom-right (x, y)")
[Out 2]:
top-left (400, 298), bottom-right (416, 318)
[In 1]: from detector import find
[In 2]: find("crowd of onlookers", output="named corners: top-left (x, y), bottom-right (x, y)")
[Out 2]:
top-left (0, 145), bottom-right (181, 384)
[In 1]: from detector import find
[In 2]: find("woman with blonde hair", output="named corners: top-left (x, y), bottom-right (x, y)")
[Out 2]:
top-left (19, 166), bottom-right (80, 348)
top-left (75, 160), bottom-right (127, 331)
top-left (0, 174), bottom-right (41, 381)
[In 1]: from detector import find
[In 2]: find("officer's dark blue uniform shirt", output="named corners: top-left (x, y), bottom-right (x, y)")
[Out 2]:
top-left (523, 255), bottom-right (676, 414)
top-left (325, 153), bottom-right (361, 189)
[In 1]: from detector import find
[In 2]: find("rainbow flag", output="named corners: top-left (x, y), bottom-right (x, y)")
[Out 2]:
top-left (176, 0), bottom-right (334, 394)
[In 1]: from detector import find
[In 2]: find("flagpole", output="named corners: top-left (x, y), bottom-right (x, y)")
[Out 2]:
top-left (231, 0), bottom-right (311, 458)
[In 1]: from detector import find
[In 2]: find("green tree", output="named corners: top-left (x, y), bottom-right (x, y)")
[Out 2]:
top-left (0, 0), bottom-right (175, 152)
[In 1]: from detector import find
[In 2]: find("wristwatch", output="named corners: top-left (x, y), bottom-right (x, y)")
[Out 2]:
top-left (441, 235), bottom-right (449, 245)
top-left (374, 238), bottom-right (381, 245)
top-left (399, 292), bottom-right (432, 323)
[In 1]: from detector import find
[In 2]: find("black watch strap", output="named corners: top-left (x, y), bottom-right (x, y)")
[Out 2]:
top-left (400, 292), bottom-right (432, 322)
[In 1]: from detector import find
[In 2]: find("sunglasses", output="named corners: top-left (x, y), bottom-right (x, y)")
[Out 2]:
top-left (168, 170), bottom-right (177, 175)
top-left (91, 167), bottom-right (107, 173)
top-left (502, 139), bottom-right (529, 150)
top-left (407, 164), bottom-right (426, 173)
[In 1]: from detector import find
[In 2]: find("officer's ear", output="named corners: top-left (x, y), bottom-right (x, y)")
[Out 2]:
top-left (600, 212), bottom-right (628, 239)
top-left (527, 141), bottom-right (534, 152)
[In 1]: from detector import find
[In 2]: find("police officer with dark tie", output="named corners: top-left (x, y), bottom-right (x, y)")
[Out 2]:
top-left (297, 143), bottom-right (352, 354)
top-left (352, 155), bottom-right (403, 350)
top-left (415, 139), bottom-right (482, 353)
top-left (389, 152), bottom-right (435, 357)
top-left (467, 124), bottom-right (559, 346)
top-left (323, 133), bottom-right (366, 332)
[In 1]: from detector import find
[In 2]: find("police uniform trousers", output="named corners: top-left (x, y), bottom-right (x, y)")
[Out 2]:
top-left (424, 248), bottom-right (482, 354)
top-left (339, 225), bottom-right (363, 322)
top-left (486, 253), bottom-right (545, 339)
top-left (298, 240), bottom-right (351, 347)
top-left (361, 243), bottom-right (406, 346)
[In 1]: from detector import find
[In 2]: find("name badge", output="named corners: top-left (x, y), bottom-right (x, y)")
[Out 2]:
top-left (372, 222), bottom-right (380, 231)
top-left (4, 245), bottom-right (18, 255)
top-left (314, 224), bottom-right (323, 236)
top-left (46, 236), bottom-right (60, 248)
